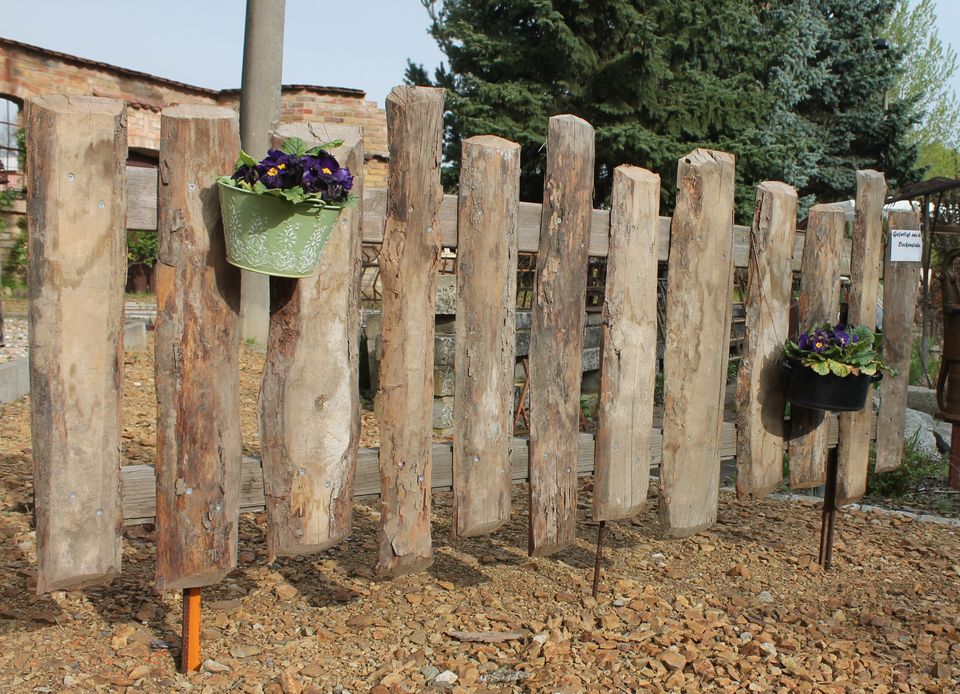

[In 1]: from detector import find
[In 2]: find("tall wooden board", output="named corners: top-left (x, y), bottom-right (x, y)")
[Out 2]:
top-left (735, 181), bottom-right (798, 498)
top-left (875, 209), bottom-right (922, 473)
top-left (26, 95), bottom-right (127, 593)
top-left (527, 115), bottom-right (595, 556)
top-left (452, 135), bottom-right (520, 537)
top-left (154, 105), bottom-right (242, 592)
top-left (837, 171), bottom-right (886, 504)
top-left (377, 86), bottom-right (445, 576)
top-left (788, 204), bottom-right (846, 488)
top-left (660, 149), bottom-right (736, 536)
top-left (593, 166), bottom-right (660, 521)
top-left (259, 123), bottom-right (364, 559)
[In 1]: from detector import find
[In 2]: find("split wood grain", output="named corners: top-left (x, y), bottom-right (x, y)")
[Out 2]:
top-left (452, 135), bottom-right (520, 537)
top-left (154, 104), bottom-right (242, 593)
top-left (528, 115), bottom-right (595, 556)
top-left (26, 95), bottom-right (127, 594)
top-left (837, 171), bottom-right (886, 504)
top-left (660, 149), bottom-right (736, 536)
top-left (735, 181), bottom-right (798, 498)
top-left (788, 204), bottom-right (846, 488)
top-left (875, 209), bottom-right (922, 473)
top-left (377, 86), bottom-right (445, 576)
top-left (258, 123), bottom-right (363, 560)
top-left (593, 166), bottom-right (660, 521)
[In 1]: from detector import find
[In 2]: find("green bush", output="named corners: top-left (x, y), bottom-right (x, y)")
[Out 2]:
top-left (908, 336), bottom-right (941, 386)
top-left (866, 432), bottom-right (945, 498)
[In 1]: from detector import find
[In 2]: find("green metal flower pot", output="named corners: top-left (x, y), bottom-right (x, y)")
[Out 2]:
top-left (218, 181), bottom-right (342, 278)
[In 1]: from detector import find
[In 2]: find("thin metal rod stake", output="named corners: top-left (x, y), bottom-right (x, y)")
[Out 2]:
top-left (950, 423), bottom-right (960, 489)
top-left (181, 587), bottom-right (202, 672)
top-left (818, 448), bottom-right (839, 570)
top-left (592, 520), bottom-right (607, 598)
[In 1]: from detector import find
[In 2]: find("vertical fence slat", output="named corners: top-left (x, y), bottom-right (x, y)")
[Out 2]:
top-left (26, 95), bottom-right (127, 593)
top-left (735, 181), bottom-right (798, 498)
top-left (377, 86), bottom-right (445, 576)
top-left (258, 124), bottom-right (363, 559)
top-left (452, 135), bottom-right (520, 537)
top-left (875, 208), bottom-right (922, 473)
top-left (593, 166), bottom-right (660, 521)
top-left (528, 115), bottom-right (595, 556)
top-left (154, 105), bottom-right (242, 592)
top-left (837, 170), bottom-right (886, 504)
top-left (660, 149), bottom-right (736, 536)
top-left (788, 204), bottom-right (846, 488)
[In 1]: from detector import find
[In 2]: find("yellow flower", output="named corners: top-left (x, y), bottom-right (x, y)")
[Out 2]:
top-left (322, 167), bottom-right (332, 174)
top-left (267, 167), bottom-right (278, 177)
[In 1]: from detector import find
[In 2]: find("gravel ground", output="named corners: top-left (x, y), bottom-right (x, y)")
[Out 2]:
top-left (1, 338), bottom-right (959, 692)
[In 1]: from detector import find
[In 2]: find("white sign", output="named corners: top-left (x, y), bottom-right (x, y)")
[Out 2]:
top-left (890, 228), bottom-right (922, 262)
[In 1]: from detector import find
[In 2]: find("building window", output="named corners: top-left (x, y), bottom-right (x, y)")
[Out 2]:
top-left (0, 97), bottom-right (21, 174)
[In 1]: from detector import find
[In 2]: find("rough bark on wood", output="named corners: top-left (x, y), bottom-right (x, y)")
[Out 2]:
top-left (154, 104), bottom-right (242, 593)
top-left (787, 204), bottom-right (846, 488)
top-left (377, 86), bottom-right (445, 576)
top-left (875, 209), bottom-right (921, 473)
top-left (258, 124), bottom-right (363, 560)
top-left (660, 149), bottom-right (736, 536)
top-left (528, 115), bottom-right (595, 556)
top-left (735, 181), bottom-right (798, 498)
top-left (452, 135), bottom-right (520, 537)
top-left (837, 171), bottom-right (886, 505)
top-left (26, 95), bottom-right (127, 594)
top-left (593, 166), bottom-right (660, 521)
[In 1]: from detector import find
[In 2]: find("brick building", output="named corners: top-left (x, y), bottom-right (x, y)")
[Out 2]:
top-left (0, 36), bottom-right (389, 265)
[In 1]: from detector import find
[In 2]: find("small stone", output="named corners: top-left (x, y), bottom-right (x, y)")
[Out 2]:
top-left (63, 675), bottom-right (79, 687)
top-left (759, 642), bottom-right (777, 657)
top-left (203, 659), bottom-right (231, 673)
top-left (659, 649), bottom-right (686, 671)
top-left (275, 583), bottom-right (299, 601)
top-left (128, 665), bottom-right (151, 680)
top-left (434, 670), bottom-right (458, 686)
top-left (480, 554), bottom-right (498, 565)
top-left (612, 599), bottom-right (625, 607)
top-left (135, 602), bottom-right (157, 622)
top-left (230, 644), bottom-right (262, 658)
top-left (420, 665), bottom-right (440, 681)
top-left (757, 591), bottom-right (774, 603)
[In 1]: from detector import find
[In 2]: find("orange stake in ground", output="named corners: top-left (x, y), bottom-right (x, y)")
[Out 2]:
top-left (181, 588), bottom-right (201, 672)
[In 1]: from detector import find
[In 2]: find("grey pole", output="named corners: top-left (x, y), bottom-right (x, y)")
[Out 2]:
top-left (238, 0), bottom-right (285, 346)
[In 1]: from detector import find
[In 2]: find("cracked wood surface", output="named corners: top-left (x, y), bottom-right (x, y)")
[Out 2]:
top-left (593, 166), bottom-right (660, 521)
top-left (26, 96), bottom-right (127, 594)
top-left (452, 136), bottom-right (519, 538)
top-left (154, 104), bottom-right (242, 593)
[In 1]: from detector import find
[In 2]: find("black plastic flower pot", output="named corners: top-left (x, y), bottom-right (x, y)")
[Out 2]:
top-left (782, 358), bottom-right (881, 412)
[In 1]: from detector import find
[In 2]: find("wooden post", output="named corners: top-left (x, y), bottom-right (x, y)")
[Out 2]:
top-left (660, 149), bottom-right (736, 536)
top-left (25, 95), bottom-right (127, 594)
top-left (452, 135), bottom-right (520, 538)
top-left (735, 181), bottom-right (798, 498)
top-left (593, 166), bottom-right (660, 521)
top-left (258, 123), bottom-right (364, 559)
top-left (788, 204), bottom-right (846, 488)
top-left (528, 114), bottom-right (595, 556)
top-left (377, 86), bottom-right (445, 576)
top-left (837, 171), bottom-right (886, 504)
top-left (875, 209), bottom-right (922, 473)
top-left (154, 105), bottom-right (242, 593)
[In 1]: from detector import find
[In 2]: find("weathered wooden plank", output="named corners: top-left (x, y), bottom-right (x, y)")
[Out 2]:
top-left (735, 181), bottom-right (798, 498)
top-left (452, 135), bottom-right (520, 537)
top-left (258, 123), bottom-right (364, 560)
top-left (377, 86), bottom-right (445, 576)
top-left (127, 166), bottom-right (159, 231)
top-left (660, 149), bottom-right (736, 537)
top-left (788, 204), bottom-right (846, 489)
top-left (837, 171), bottom-right (886, 505)
top-left (26, 95), bottom-right (127, 594)
top-left (154, 104), bottom-right (242, 593)
top-left (528, 115), bottom-right (595, 556)
top-left (875, 209), bottom-right (922, 473)
top-left (593, 166), bottom-right (660, 521)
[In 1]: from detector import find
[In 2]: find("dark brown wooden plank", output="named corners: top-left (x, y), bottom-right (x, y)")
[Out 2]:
top-left (377, 86), bottom-right (445, 576)
top-left (788, 204), bottom-right (846, 489)
top-left (735, 181), bottom-right (798, 498)
top-left (452, 135), bottom-right (520, 537)
top-left (26, 95), bottom-right (127, 594)
top-left (837, 171), bottom-right (886, 504)
top-left (593, 166), bottom-right (660, 521)
top-left (528, 115), bottom-right (595, 556)
top-left (660, 149), bottom-right (736, 537)
top-left (154, 104), bottom-right (242, 593)
top-left (258, 123), bottom-right (364, 560)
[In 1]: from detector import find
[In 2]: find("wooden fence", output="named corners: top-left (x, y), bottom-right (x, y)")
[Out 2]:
top-left (25, 87), bottom-right (916, 593)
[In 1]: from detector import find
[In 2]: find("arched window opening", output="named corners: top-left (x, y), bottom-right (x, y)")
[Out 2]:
top-left (0, 97), bottom-right (21, 174)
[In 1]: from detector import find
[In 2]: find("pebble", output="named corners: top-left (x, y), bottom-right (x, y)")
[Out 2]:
top-left (757, 590), bottom-right (774, 603)
top-left (433, 670), bottom-right (458, 686)
top-left (420, 665), bottom-right (440, 681)
top-left (203, 659), bottom-right (231, 673)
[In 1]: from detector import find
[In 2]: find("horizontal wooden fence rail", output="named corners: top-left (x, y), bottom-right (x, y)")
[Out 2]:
top-left (120, 415), bottom-right (877, 526)
top-left (124, 167), bottom-right (854, 273)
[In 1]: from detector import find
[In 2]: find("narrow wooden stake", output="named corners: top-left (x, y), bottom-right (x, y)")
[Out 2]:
top-left (181, 587), bottom-right (202, 672)
top-left (818, 449), bottom-right (839, 571)
top-left (950, 424), bottom-right (960, 489)
top-left (592, 520), bottom-right (607, 598)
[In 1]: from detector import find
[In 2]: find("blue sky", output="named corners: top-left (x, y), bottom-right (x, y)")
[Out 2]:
top-left (2, 0), bottom-right (958, 108)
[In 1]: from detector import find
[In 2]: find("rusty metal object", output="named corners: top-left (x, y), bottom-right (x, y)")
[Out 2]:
top-left (936, 249), bottom-right (960, 423)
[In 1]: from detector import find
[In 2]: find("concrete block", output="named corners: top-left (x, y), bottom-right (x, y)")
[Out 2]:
top-left (434, 366), bottom-right (456, 397)
top-left (436, 274), bottom-right (457, 315)
top-left (583, 324), bottom-right (601, 349)
top-left (582, 346), bottom-right (600, 371)
top-left (433, 395), bottom-right (454, 430)
top-left (515, 329), bottom-right (530, 357)
top-left (435, 334), bottom-right (456, 366)
top-left (0, 358), bottom-right (29, 404)
top-left (124, 321), bottom-right (147, 352)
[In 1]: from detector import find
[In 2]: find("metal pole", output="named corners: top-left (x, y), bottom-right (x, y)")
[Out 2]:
top-left (238, 0), bottom-right (285, 346)
top-left (818, 448), bottom-right (839, 570)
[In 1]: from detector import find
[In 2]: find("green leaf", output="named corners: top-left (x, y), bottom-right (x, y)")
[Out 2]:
top-left (279, 186), bottom-right (307, 204)
top-left (236, 150), bottom-right (258, 168)
top-left (809, 361), bottom-right (830, 376)
top-left (280, 137), bottom-right (308, 156)
top-left (827, 360), bottom-right (851, 377)
top-left (253, 181), bottom-right (269, 195)
top-left (306, 139), bottom-right (344, 155)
